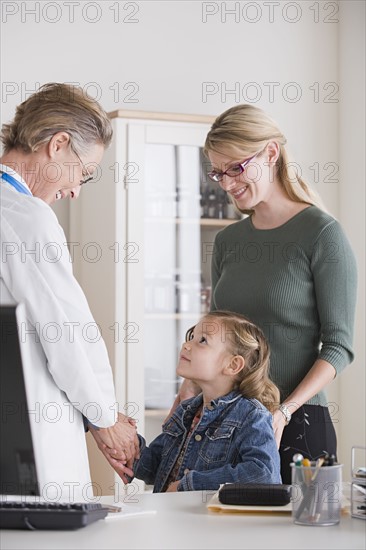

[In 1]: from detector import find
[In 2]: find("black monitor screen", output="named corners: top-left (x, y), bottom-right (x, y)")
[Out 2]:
top-left (0, 304), bottom-right (39, 496)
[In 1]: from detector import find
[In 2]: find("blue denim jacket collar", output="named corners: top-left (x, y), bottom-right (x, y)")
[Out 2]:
top-left (168, 390), bottom-right (258, 434)
top-left (182, 390), bottom-right (244, 411)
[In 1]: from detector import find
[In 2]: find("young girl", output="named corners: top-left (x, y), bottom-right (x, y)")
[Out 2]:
top-left (132, 311), bottom-right (282, 492)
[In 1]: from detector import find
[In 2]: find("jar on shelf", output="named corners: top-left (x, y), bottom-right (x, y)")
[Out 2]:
top-left (226, 197), bottom-right (240, 219)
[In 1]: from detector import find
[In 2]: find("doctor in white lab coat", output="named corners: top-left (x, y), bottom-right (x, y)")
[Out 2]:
top-left (0, 83), bottom-right (137, 500)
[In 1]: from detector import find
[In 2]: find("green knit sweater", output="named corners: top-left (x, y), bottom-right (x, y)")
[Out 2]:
top-left (211, 206), bottom-right (357, 406)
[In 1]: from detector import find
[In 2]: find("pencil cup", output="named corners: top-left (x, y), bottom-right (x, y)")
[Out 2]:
top-left (291, 463), bottom-right (343, 526)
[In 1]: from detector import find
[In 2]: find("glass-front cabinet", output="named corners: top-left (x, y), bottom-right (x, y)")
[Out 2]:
top-left (69, 111), bottom-right (239, 489)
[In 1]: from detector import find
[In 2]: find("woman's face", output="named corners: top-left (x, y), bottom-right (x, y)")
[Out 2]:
top-left (37, 134), bottom-right (104, 204)
top-left (207, 143), bottom-right (279, 211)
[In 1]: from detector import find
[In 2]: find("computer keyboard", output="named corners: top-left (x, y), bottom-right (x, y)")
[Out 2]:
top-left (0, 501), bottom-right (109, 530)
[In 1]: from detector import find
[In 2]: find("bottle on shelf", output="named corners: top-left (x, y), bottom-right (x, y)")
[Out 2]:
top-left (208, 189), bottom-right (217, 218)
top-left (174, 272), bottom-right (180, 314)
top-left (179, 283), bottom-right (191, 313)
top-left (216, 190), bottom-right (226, 219)
top-left (145, 273), bottom-right (154, 313)
top-left (200, 188), bottom-right (205, 218)
top-left (153, 274), bottom-right (174, 313)
top-left (177, 188), bottom-right (191, 218)
top-left (226, 194), bottom-right (240, 219)
top-left (174, 271), bottom-right (192, 313)
top-left (200, 186), bottom-right (209, 218)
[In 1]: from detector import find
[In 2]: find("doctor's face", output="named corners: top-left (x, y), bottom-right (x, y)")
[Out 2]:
top-left (53, 142), bottom-right (104, 203)
top-left (37, 133), bottom-right (104, 204)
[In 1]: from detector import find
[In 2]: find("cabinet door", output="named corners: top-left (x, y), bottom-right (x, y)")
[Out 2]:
top-left (69, 117), bottom-right (129, 413)
top-left (69, 116), bottom-right (239, 489)
top-left (68, 118), bottom-right (129, 494)
top-left (125, 121), bottom-right (211, 438)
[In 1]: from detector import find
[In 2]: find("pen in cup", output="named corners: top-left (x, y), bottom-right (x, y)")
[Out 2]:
top-left (313, 457), bottom-right (326, 521)
top-left (293, 456), bottom-right (313, 520)
top-left (302, 458), bottom-right (312, 485)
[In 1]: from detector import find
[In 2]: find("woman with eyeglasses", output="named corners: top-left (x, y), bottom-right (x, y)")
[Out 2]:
top-left (0, 83), bottom-right (137, 498)
top-left (176, 104), bottom-right (357, 484)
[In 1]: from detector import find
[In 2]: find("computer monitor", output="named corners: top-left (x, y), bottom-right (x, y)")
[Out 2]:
top-left (0, 304), bottom-right (39, 496)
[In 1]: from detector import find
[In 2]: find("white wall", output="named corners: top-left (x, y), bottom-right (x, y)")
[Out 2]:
top-left (338, 0), bottom-right (366, 479)
top-left (1, 1), bottom-right (364, 479)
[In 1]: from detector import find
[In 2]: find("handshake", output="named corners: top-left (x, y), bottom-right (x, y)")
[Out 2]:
top-left (89, 412), bottom-right (140, 484)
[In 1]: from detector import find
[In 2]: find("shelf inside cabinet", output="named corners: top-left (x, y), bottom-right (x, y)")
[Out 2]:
top-left (144, 217), bottom-right (239, 227)
top-left (145, 409), bottom-right (171, 418)
top-left (145, 313), bottom-right (202, 320)
top-left (200, 218), bottom-right (239, 227)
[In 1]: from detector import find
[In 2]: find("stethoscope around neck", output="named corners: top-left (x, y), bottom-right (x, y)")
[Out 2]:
top-left (0, 170), bottom-right (32, 196)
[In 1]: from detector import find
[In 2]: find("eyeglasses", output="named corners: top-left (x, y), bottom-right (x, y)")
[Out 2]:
top-left (207, 152), bottom-right (260, 184)
top-left (72, 147), bottom-right (94, 186)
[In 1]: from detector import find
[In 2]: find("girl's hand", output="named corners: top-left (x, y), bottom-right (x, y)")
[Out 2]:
top-left (166, 481), bottom-right (180, 492)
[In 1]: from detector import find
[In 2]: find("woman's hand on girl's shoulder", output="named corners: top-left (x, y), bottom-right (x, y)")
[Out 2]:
top-left (163, 379), bottom-right (201, 423)
top-left (178, 379), bottom-right (201, 402)
top-left (272, 409), bottom-right (287, 449)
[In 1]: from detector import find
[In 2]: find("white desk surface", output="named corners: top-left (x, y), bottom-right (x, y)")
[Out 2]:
top-left (1, 490), bottom-right (365, 550)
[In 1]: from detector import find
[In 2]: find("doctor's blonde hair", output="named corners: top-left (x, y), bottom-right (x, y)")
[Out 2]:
top-left (204, 104), bottom-right (325, 215)
top-left (1, 83), bottom-right (112, 156)
top-left (186, 311), bottom-right (280, 413)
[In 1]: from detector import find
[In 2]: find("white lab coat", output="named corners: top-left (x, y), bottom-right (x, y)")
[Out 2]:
top-left (0, 168), bottom-right (117, 500)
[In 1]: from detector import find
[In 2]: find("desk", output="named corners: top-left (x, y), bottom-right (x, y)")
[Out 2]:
top-left (1, 491), bottom-right (365, 550)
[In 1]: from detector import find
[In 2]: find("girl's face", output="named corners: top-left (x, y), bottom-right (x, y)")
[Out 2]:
top-left (207, 143), bottom-right (279, 211)
top-left (176, 318), bottom-right (234, 386)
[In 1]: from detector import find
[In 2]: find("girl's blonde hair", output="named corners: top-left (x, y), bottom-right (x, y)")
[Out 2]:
top-left (186, 310), bottom-right (280, 413)
top-left (204, 104), bottom-right (325, 214)
top-left (1, 83), bottom-right (113, 156)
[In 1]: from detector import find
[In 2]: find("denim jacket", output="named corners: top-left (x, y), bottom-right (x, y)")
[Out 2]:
top-left (134, 391), bottom-right (281, 492)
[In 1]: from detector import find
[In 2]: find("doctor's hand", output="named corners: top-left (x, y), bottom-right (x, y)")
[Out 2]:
top-left (90, 413), bottom-right (140, 464)
top-left (90, 426), bottom-right (135, 484)
top-left (164, 379), bottom-right (201, 423)
top-left (272, 409), bottom-right (287, 449)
